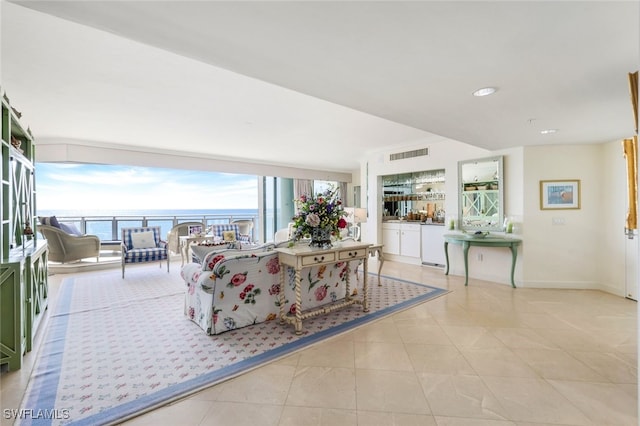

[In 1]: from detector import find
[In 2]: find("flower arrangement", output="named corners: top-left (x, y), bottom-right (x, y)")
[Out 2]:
top-left (291, 187), bottom-right (348, 247)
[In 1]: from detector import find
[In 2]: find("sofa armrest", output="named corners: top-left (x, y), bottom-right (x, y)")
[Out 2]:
top-left (211, 250), bottom-right (279, 275)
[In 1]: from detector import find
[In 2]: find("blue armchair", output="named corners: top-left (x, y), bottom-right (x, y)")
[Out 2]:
top-left (121, 226), bottom-right (169, 278)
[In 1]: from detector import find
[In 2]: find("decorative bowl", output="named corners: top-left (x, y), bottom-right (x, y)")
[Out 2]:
top-left (467, 231), bottom-right (489, 239)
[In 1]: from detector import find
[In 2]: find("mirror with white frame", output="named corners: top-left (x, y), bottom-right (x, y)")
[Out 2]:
top-left (458, 156), bottom-right (504, 231)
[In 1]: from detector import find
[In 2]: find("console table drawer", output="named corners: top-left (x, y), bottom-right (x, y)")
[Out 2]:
top-left (301, 252), bottom-right (336, 266)
top-left (338, 248), bottom-right (367, 260)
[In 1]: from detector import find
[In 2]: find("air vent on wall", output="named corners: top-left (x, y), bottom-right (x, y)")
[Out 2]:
top-left (389, 147), bottom-right (429, 161)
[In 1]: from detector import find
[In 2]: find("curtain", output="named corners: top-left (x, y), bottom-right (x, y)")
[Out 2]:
top-left (293, 179), bottom-right (314, 209)
top-left (338, 181), bottom-right (347, 204)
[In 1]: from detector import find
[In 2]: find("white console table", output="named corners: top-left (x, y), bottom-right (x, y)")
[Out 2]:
top-left (274, 241), bottom-right (371, 334)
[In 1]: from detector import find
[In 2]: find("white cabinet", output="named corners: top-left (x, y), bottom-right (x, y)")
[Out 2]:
top-left (400, 223), bottom-right (421, 258)
top-left (382, 223), bottom-right (400, 255)
top-left (382, 222), bottom-right (421, 260)
top-left (421, 224), bottom-right (446, 267)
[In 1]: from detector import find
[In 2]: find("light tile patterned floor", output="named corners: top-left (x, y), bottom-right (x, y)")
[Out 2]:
top-left (2, 258), bottom-right (637, 426)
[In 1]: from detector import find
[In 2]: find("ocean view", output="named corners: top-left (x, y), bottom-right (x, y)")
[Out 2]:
top-left (37, 208), bottom-right (260, 242)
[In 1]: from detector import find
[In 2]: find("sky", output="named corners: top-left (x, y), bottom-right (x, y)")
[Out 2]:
top-left (35, 163), bottom-right (259, 213)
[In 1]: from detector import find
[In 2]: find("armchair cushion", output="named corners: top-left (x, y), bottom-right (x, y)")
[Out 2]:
top-left (131, 231), bottom-right (157, 249)
top-left (59, 222), bottom-right (82, 236)
top-left (39, 215), bottom-right (61, 228)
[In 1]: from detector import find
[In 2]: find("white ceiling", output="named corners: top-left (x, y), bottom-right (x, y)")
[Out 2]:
top-left (2, 1), bottom-right (638, 174)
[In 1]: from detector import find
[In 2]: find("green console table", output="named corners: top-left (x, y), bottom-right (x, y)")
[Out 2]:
top-left (443, 233), bottom-right (522, 288)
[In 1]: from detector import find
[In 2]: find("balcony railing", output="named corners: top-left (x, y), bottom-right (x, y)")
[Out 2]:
top-left (43, 213), bottom-right (260, 243)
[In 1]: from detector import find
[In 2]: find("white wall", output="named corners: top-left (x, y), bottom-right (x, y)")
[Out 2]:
top-left (360, 136), bottom-right (489, 245)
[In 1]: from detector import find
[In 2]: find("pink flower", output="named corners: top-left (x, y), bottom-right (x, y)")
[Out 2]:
top-left (240, 292), bottom-right (246, 300)
top-left (207, 254), bottom-right (225, 270)
top-left (231, 273), bottom-right (247, 286)
top-left (305, 213), bottom-right (320, 227)
top-left (268, 284), bottom-right (280, 295)
top-left (337, 218), bottom-right (347, 229)
top-left (266, 257), bottom-right (280, 274)
top-left (315, 285), bottom-right (328, 301)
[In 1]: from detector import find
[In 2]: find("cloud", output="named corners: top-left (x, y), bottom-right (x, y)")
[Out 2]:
top-left (36, 163), bottom-right (258, 211)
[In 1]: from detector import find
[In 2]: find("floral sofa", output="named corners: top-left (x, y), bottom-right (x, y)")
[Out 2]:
top-left (181, 245), bottom-right (362, 335)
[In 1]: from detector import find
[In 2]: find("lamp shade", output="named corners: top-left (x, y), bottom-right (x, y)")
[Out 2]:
top-left (353, 208), bottom-right (367, 223)
top-left (343, 207), bottom-right (354, 221)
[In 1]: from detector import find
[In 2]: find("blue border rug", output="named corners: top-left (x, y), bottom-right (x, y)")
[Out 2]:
top-left (19, 268), bottom-right (448, 425)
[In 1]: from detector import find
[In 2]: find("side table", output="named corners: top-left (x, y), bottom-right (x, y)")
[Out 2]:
top-left (443, 233), bottom-right (522, 288)
top-left (274, 241), bottom-right (371, 334)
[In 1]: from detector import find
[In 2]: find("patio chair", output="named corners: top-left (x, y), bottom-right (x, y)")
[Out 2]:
top-left (121, 226), bottom-right (169, 278)
top-left (231, 219), bottom-right (254, 241)
top-left (166, 221), bottom-right (205, 255)
top-left (38, 224), bottom-right (100, 263)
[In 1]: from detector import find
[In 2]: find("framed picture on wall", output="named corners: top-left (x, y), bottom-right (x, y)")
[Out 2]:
top-left (540, 180), bottom-right (581, 210)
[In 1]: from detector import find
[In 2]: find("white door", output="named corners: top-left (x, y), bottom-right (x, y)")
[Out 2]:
top-left (625, 232), bottom-right (638, 300)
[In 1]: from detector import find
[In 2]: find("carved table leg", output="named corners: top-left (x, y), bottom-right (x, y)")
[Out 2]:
top-left (363, 254), bottom-right (369, 312)
top-left (294, 268), bottom-right (303, 335)
top-left (278, 266), bottom-right (286, 324)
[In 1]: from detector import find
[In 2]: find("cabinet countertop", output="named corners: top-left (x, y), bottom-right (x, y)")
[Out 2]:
top-left (382, 220), bottom-right (445, 226)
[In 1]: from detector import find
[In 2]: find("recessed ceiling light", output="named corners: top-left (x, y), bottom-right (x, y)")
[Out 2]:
top-left (472, 87), bottom-right (497, 97)
top-left (540, 129), bottom-right (558, 135)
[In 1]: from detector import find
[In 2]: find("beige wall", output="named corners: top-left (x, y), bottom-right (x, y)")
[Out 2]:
top-left (361, 138), bottom-right (631, 295)
top-left (522, 142), bottom-right (628, 295)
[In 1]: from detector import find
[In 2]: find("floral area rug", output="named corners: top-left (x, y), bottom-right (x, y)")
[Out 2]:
top-left (19, 266), bottom-right (448, 425)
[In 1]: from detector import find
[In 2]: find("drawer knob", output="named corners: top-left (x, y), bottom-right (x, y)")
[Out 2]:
top-left (314, 256), bottom-right (325, 262)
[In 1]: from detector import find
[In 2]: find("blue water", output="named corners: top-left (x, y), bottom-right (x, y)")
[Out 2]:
top-left (36, 209), bottom-right (259, 242)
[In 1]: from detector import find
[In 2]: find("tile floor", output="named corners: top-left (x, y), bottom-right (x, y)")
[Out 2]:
top-left (2, 258), bottom-right (637, 426)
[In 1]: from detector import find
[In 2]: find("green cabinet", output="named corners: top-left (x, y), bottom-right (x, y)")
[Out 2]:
top-left (0, 90), bottom-right (48, 371)
top-left (0, 259), bottom-right (24, 371)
